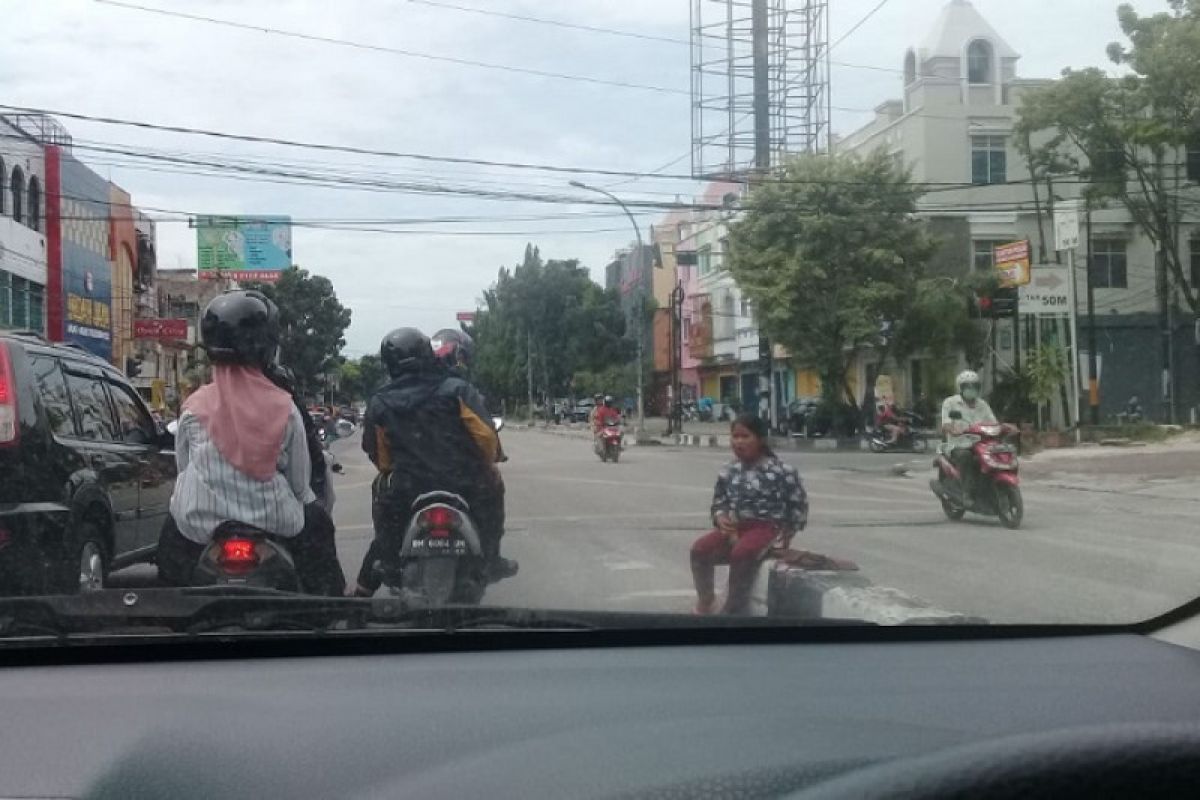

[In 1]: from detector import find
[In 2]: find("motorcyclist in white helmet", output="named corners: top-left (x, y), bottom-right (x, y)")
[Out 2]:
top-left (941, 370), bottom-right (997, 505)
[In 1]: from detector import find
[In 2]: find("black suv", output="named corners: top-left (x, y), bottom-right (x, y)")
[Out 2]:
top-left (0, 333), bottom-right (176, 595)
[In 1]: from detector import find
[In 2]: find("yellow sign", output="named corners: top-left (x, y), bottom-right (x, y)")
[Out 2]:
top-left (994, 240), bottom-right (1031, 288)
top-left (67, 294), bottom-right (111, 329)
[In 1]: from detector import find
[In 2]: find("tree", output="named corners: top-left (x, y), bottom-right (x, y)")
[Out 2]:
top-left (472, 244), bottom-right (633, 409)
top-left (1015, 1), bottom-right (1200, 314)
top-left (246, 268), bottom-right (352, 395)
top-left (727, 152), bottom-right (969, 406)
top-left (336, 354), bottom-right (385, 402)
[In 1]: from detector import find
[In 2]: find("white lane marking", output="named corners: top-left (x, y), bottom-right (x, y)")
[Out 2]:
top-left (608, 589), bottom-right (696, 601)
top-left (602, 559), bottom-right (654, 572)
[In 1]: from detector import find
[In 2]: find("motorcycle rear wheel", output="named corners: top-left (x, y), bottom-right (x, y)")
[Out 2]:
top-left (996, 484), bottom-right (1024, 530)
top-left (868, 437), bottom-right (886, 453)
top-left (609, 445), bottom-right (620, 463)
top-left (940, 497), bottom-right (966, 521)
top-left (406, 558), bottom-right (457, 606)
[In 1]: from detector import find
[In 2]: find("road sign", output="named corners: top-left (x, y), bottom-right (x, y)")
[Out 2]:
top-left (455, 311), bottom-right (476, 323)
top-left (1018, 267), bottom-right (1072, 315)
top-left (1054, 208), bottom-right (1080, 251)
top-left (994, 240), bottom-right (1031, 287)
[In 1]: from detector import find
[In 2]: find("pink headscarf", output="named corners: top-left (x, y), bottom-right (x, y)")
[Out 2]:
top-left (184, 364), bottom-right (295, 481)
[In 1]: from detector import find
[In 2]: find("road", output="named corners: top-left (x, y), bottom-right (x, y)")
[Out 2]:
top-left (112, 429), bottom-right (1200, 625)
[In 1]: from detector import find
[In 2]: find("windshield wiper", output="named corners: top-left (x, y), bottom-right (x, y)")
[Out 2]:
top-left (0, 589), bottom-right (876, 640)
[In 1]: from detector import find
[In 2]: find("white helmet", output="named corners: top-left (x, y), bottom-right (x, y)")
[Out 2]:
top-left (956, 370), bottom-right (981, 392)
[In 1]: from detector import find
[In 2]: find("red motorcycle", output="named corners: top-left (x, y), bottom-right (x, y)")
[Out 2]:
top-left (929, 412), bottom-right (1023, 529)
top-left (596, 422), bottom-right (624, 463)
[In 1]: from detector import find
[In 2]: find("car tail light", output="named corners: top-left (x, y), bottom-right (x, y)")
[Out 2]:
top-left (0, 343), bottom-right (19, 447)
top-left (420, 506), bottom-right (459, 538)
top-left (218, 537), bottom-right (260, 574)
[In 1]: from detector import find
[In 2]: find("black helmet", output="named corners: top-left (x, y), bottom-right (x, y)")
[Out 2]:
top-left (604, 395), bottom-right (615, 407)
top-left (200, 289), bottom-right (279, 368)
top-left (431, 328), bottom-right (474, 370)
top-left (381, 328), bottom-right (433, 378)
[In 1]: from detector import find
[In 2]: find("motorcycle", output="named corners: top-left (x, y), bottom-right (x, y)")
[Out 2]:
top-left (388, 491), bottom-right (489, 607)
top-left (596, 422), bottom-right (624, 463)
top-left (929, 411), bottom-right (1023, 529)
top-left (867, 411), bottom-right (928, 453)
top-left (192, 522), bottom-right (303, 591)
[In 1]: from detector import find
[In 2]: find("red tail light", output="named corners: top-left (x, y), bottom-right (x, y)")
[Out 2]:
top-left (420, 506), bottom-right (458, 538)
top-left (0, 343), bottom-right (19, 446)
top-left (218, 538), bottom-right (260, 574)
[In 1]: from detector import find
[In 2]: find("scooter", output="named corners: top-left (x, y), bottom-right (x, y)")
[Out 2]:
top-left (387, 491), bottom-right (490, 607)
top-left (929, 411), bottom-right (1023, 529)
top-left (596, 422), bottom-right (624, 463)
top-left (192, 522), bottom-right (304, 591)
top-left (867, 411), bottom-right (928, 453)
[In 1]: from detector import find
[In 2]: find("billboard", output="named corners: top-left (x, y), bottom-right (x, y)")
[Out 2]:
top-left (994, 240), bottom-right (1031, 288)
top-left (59, 153), bottom-right (114, 361)
top-left (133, 318), bottom-right (189, 339)
top-left (197, 216), bottom-right (292, 281)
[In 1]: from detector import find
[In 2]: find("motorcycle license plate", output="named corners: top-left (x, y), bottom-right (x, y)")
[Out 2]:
top-left (991, 445), bottom-right (1015, 454)
top-left (408, 535), bottom-right (470, 557)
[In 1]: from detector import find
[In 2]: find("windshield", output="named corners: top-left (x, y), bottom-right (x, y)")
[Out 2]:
top-left (1, 0), bottom-right (1198, 641)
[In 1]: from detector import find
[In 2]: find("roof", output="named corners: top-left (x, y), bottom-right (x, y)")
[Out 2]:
top-left (919, 0), bottom-right (1018, 61)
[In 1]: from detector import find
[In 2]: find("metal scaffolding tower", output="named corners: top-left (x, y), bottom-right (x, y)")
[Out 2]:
top-left (690, 0), bottom-right (830, 179)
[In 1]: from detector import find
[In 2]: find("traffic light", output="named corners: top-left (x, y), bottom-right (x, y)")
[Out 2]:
top-left (969, 288), bottom-right (1018, 319)
top-left (758, 335), bottom-right (771, 371)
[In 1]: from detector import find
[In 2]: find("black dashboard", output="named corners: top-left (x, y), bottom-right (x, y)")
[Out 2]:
top-left (2, 630), bottom-right (1200, 798)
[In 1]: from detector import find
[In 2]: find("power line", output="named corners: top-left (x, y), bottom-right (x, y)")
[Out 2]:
top-left (91, 0), bottom-right (687, 96)
top-left (830, 0), bottom-right (894, 52)
top-left (406, 0), bottom-right (686, 45)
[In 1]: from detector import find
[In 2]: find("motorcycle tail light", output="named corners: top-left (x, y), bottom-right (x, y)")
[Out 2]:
top-left (218, 538), bottom-right (260, 574)
top-left (420, 507), bottom-right (459, 538)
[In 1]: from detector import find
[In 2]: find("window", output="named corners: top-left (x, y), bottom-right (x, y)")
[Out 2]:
top-left (108, 380), bottom-right (156, 445)
top-left (739, 297), bottom-right (750, 317)
top-left (1090, 238), bottom-right (1128, 289)
top-left (698, 245), bottom-right (712, 276)
top-left (0, 271), bottom-right (9, 328)
top-left (1190, 237), bottom-right (1200, 289)
top-left (27, 177), bottom-right (40, 232)
top-left (967, 40), bottom-right (993, 84)
top-left (971, 136), bottom-right (1007, 185)
top-left (1188, 142), bottom-right (1200, 184)
top-left (29, 356), bottom-right (74, 437)
top-left (28, 284), bottom-right (43, 334)
top-left (65, 372), bottom-right (118, 441)
top-left (10, 167), bottom-right (23, 224)
top-left (973, 240), bottom-right (1009, 271)
top-left (0, 157), bottom-right (4, 215)
top-left (10, 277), bottom-right (28, 330)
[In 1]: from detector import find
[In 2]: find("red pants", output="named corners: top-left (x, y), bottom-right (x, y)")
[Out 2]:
top-left (690, 520), bottom-right (778, 615)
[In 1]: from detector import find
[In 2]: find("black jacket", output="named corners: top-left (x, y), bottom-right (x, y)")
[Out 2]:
top-left (363, 370), bottom-right (499, 495)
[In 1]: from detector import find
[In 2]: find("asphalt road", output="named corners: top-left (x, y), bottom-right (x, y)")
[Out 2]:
top-left (112, 428), bottom-right (1200, 625)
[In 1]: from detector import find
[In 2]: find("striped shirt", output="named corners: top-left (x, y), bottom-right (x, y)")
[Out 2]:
top-left (169, 406), bottom-right (315, 544)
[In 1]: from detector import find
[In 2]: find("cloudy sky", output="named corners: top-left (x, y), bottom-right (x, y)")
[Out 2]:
top-left (3, 0), bottom-right (1168, 357)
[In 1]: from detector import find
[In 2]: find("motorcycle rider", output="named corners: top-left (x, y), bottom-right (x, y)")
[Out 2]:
top-left (157, 289), bottom-right (346, 595)
top-left (350, 328), bottom-right (516, 597)
top-left (876, 399), bottom-right (904, 446)
top-left (266, 362), bottom-right (340, 514)
top-left (592, 394), bottom-right (622, 447)
top-left (941, 370), bottom-right (997, 505)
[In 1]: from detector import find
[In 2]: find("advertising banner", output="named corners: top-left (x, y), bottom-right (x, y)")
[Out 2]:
top-left (197, 215), bottom-right (292, 281)
top-left (994, 240), bottom-right (1031, 288)
top-left (1018, 267), bottom-right (1072, 315)
top-left (133, 318), bottom-right (189, 339)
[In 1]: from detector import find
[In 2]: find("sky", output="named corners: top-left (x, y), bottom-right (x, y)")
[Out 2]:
top-left (1, 0), bottom-right (1170, 358)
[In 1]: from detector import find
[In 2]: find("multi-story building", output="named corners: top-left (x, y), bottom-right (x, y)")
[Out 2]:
top-left (604, 241), bottom-right (657, 411)
top-left (0, 116), bottom-right (48, 334)
top-left (156, 268), bottom-right (227, 410)
top-left (110, 183), bottom-right (138, 376)
top-left (836, 0), bottom-right (1200, 422)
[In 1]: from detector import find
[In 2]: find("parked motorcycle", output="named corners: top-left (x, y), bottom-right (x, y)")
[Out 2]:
top-left (596, 422), bottom-right (624, 463)
top-left (388, 491), bottom-right (489, 607)
top-left (929, 411), bottom-right (1023, 529)
top-left (867, 410), bottom-right (928, 453)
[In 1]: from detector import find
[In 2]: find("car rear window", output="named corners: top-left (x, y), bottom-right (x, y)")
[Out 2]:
top-left (64, 372), bottom-right (118, 441)
top-left (28, 355), bottom-right (73, 437)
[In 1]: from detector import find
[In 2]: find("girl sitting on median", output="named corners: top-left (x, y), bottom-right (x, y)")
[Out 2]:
top-left (690, 414), bottom-right (808, 615)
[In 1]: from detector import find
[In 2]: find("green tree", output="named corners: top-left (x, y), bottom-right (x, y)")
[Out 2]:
top-left (727, 152), bottom-right (969, 405)
top-left (246, 268), bottom-right (352, 395)
top-left (472, 244), bottom-right (633, 409)
top-left (1015, 0), bottom-right (1200, 313)
top-left (336, 354), bottom-right (386, 402)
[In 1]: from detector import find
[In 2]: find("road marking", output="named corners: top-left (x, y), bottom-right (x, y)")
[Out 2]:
top-left (602, 558), bottom-right (654, 572)
top-left (608, 589), bottom-right (696, 601)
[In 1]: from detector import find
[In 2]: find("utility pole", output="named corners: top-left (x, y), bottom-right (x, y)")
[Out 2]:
top-left (751, 0), bottom-right (775, 428)
top-left (526, 327), bottom-right (534, 423)
top-left (569, 180), bottom-right (647, 432)
top-left (1085, 203), bottom-right (1100, 425)
top-left (1155, 150), bottom-right (1174, 423)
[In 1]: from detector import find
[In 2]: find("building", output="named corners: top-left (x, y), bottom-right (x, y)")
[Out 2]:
top-left (603, 241), bottom-right (657, 411)
top-left (0, 116), bottom-right (48, 334)
top-left (835, 0), bottom-right (1200, 422)
top-left (45, 145), bottom-right (114, 361)
top-left (110, 183), bottom-right (138, 375)
top-left (155, 269), bottom-right (227, 410)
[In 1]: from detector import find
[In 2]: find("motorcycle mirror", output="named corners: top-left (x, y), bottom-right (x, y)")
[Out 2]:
top-left (493, 417), bottom-right (505, 432)
top-left (166, 420), bottom-right (179, 436)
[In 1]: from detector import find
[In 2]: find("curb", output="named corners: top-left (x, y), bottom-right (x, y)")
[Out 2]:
top-left (764, 564), bottom-right (982, 625)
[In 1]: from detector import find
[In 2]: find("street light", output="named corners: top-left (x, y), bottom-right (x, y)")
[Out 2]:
top-left (569, 180), bottom-right (647, 431)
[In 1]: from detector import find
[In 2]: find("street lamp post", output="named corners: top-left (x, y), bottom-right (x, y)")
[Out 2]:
top-left (569, 180), bottom-right (646, 431)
